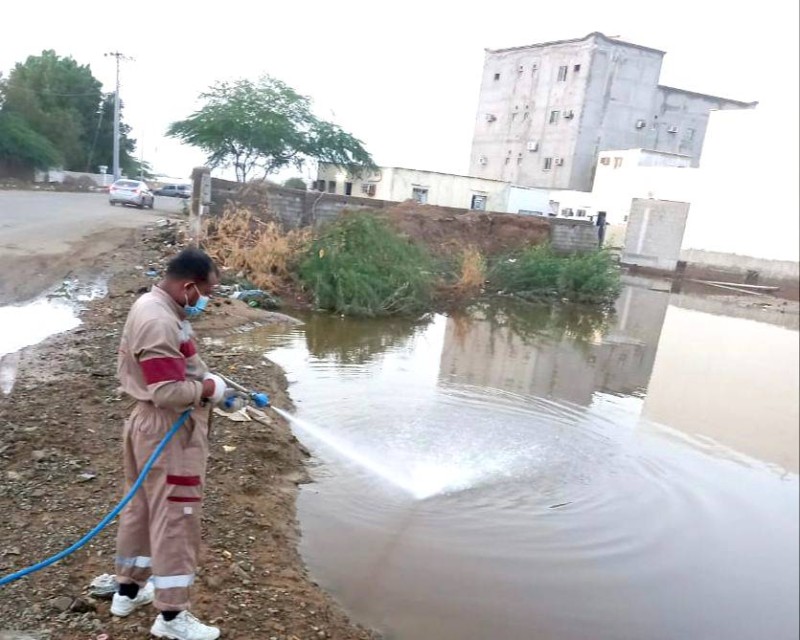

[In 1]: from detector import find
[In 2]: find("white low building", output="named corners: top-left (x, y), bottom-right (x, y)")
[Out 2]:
top-left (315, 163), bottom-right (511, 212)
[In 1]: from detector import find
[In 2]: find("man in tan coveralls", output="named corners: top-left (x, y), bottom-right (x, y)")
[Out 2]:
top-left (109, 248), bottom-right (227, 640)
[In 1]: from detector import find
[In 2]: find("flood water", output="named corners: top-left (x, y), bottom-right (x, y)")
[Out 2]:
top-left (0, 279), bottom-right (105, 394)
top-left (235, 282), bottom-right (799, 640)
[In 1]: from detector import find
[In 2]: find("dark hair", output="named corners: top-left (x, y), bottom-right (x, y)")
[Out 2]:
top-left (165, 248), bottom-right (218, 282)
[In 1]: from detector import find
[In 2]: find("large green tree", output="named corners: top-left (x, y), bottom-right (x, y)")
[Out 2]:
top-left (0, 51), bottom-right (138, 173)
top-left (167, 76), bottom-right (375, 182)
top-left (0, 112), bottom-right (62, 169)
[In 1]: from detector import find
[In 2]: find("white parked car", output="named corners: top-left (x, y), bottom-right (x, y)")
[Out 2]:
top-left (109, 179), bottom-right (155, 209)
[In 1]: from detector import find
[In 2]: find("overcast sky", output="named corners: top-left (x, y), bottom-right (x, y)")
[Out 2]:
top-left (2, 0), bottom-right (797, 183)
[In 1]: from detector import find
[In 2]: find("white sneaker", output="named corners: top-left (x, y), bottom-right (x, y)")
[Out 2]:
top-left (150, 611), bottom-right (220, 640)
top-left (110, 581), bottom-right (155, 616)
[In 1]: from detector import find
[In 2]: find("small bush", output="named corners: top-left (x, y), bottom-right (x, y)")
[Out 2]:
top-left (203, 208), bottom-right (311, 292)
top-left (299, 212), bottom-right (434, 316)
top-left (283, 177), bottom-right (307, 190)
top-left (558, 250), bottom-right (621, 303)
top-left (488, 245), bottom-right (563, 297)
top-left (456, 246), bottom-right (487, 295)
top-left (489, 245), bottom-right (620, 304)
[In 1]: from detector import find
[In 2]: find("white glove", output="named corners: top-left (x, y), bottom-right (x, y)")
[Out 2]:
top-left (202, 373), bottom-right (227, 404)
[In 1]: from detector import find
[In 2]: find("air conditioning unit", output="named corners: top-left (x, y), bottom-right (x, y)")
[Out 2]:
top-left (478, 155), bottom-right (488, 165)
top-left (485, 113), bottom-right (497, 123)
top-left (667, 125), bottom-right (678, 133)
top-left (527, 141), bottom-right (539, 152)
top-left (635, 119), bottom-right (646, 129)
top-left (554, 157), bottom-right (564, 166)
top-left (563, 110), bottom-right (575, 119)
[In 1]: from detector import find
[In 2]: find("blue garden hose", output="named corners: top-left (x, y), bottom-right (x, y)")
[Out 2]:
top-left (0, 410), bottom-right (191, 587)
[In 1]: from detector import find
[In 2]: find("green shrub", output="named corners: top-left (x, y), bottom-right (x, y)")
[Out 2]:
top-left (489, 245), bottom-right (620, 304)
top-left (299, 213), bottom-right (434, 316)
top-left (488, 245), bottom-right (563, 297)
top-left (558, 250), bottom-right (621, 303)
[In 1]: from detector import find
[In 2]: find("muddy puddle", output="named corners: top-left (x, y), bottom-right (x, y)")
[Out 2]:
top-left (0, 279), bottom-right (105, 394)
top-left (224, 284), bottom-right (799, 639)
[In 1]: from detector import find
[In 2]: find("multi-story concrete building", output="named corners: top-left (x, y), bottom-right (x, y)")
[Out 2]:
top-left (469, 32), bottom-right (756, 191)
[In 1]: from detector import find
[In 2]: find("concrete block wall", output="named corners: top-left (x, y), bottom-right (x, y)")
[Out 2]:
top-left (622, 198), bottom-right (690, 271)
top-left (210, 178), bottom-right (602, 255)
top-left (549, 218), bottom-right (599, 253)
top-left (210, 178), bottom-right (396, 228)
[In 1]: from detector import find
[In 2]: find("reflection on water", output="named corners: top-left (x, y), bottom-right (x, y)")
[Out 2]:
top-left (300, 312), bottom-right (432, 365)
top-left (440, 286), bottom-right (667, 404)
top-left (237, 284), bottom-right (799, 640)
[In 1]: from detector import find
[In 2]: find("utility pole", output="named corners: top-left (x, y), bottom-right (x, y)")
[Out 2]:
top-left (104, 52), bottom-right (131, 181)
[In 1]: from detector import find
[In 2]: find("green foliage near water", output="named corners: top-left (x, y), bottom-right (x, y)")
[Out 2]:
top-left (489, 245), bottom-right (620, 304)
top-left (299, 213), bottom-right (434, 317)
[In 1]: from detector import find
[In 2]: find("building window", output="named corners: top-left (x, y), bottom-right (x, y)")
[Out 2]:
top-left (573, 64), bottom-right (581, 73)
top-left (517, 153), bottom-right (523, 164)
top-left (613, 157), bottom-right (623, 169)
top-left (685, 128), bottom-right (696, 141)
top-left (314, 179), bottom-right (326, 191)
top-left (344, 182), bottom-right (353, 196)
top-left (523, 111), bottom-right (529, 120)
top-left (412, 187), bottom-right (429, 204)
top-left (557, 66), bottom-right (568, 81)
top-left (361, 183), bottom-right (376, 197)
top-left (471, 194), bottom-right (487, 211)
top-left (505, 156), bottom-right (511, 165)
top-left (549, 110), bottom-right (560, 124)
top-left (543, 157), bottom-right (553, 171)
top-left (563, 208), bottom-right (574, 217)
top-left (576, 209), bottom-right (587, 217)
top-left (600, 157), bottom-right (610, 166)
top-left (511, 111), bottom-right (517, 121)
top-left (327, 180), bottom-right (337, 193)
top-left (494, 72), bottom-right (500, 81)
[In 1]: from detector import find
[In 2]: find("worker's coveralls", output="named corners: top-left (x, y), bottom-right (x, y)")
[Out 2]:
top-left (114, 286), bottom-right (211, 611)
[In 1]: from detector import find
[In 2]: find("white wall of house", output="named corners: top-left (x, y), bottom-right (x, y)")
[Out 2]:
top-left (316, 164), bottom-right (511, 211)
top-left (681, 109), bottom-right (799, 269)
top-left (506, 186), bottom-right (554, 216)
top-left (590, 149), bottom-right (696, 226)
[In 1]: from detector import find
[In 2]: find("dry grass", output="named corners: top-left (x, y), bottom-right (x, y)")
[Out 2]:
top-left (202, 207), bottom-right (311, 292)
top-left (454, 245), bottom-right (486, 296)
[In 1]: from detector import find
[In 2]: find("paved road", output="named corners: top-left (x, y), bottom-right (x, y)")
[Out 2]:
top-left (0, 190), bottom-right (185, 256)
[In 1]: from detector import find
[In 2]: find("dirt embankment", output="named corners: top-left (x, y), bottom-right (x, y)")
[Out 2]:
top-left (0, 225), bottom-right (378, 640)
top-left (378, 201), bottom-right (551, 257)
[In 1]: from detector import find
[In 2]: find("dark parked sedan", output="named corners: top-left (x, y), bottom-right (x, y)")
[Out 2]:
top-left (154, 184), bottom-right (191, 198)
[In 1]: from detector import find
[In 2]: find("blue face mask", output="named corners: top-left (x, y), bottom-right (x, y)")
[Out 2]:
top-left (184, 285), bottom-right (209, 318)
